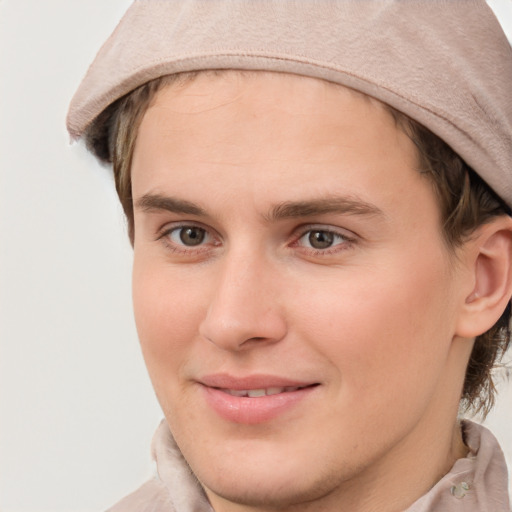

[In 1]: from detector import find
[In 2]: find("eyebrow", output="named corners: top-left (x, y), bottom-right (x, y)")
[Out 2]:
top-left (135, 194), bottom-right (206, 216)
top-left (267, 197), bottom-right (384, 222)
top-left (135, 193), bottom-right (384, 221)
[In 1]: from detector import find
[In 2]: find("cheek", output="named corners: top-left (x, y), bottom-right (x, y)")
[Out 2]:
top-left (295, 251), bottom-right (457, 406)
top-left (132, 258), bottom-right (207, 392)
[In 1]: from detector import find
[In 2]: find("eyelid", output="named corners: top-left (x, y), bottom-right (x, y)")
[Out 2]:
top-left (291, 224), bottom-right (357, 253)
top-left (157, 219), bottom-right (214, 237)
top-left (294, 223), bottom-right (356, 240)
top-left (157, 221), bottom-right (221, 252)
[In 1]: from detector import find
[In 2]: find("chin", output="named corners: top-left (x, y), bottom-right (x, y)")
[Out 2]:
top-left (200, 463), bottom-right (340, 510)
top-left (182, 438), bottom-right (346, 510)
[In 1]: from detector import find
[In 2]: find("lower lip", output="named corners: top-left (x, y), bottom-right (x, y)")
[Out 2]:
top-left (201, 385), bottom-right (317, 424)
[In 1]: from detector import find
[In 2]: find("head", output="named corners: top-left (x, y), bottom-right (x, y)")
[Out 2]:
top-left (83, 69), bottom-right (512, 510)
top-left (68, 1), bottom-right (512, 509)
top-left (86, 69), bottom-right (512, 417)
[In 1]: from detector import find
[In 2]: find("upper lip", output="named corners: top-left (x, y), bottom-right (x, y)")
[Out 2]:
top-left (199, 374), bottom-right (318, 390)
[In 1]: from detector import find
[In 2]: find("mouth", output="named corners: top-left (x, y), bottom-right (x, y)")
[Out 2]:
top-left (216, 385), bottom-right (316, 398)
top-left (199, 376), bottom-right (320, 424)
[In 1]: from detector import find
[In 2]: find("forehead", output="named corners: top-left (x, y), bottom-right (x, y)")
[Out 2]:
top-left (147, 70), bottom-right (389, 132)
top-left (147, 70), bottom-right (408, 145)
top-left (135, 71), bottom-right (415, 172)
top-left (131, 71), bottom-right (438, 228)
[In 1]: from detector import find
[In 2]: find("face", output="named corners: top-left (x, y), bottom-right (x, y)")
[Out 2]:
top-left (131, 72), bottom-right (470, 511)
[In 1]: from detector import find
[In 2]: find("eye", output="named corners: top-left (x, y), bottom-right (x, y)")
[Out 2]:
top-left (167, 226), bottom-right (210, 246)
top-left (157, 223), bottom-right (219, 258)
top-left (297, 228), bottom-right (349, 250)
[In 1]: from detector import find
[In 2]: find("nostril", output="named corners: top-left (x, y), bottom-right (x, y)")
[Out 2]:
top-left (199, 298), bottom-right (287, 350)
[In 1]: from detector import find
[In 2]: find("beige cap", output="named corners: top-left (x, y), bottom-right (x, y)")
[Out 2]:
top-left (67, 0), bottom-right (512, 207)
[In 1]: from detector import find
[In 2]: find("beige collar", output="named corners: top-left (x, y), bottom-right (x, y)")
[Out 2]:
top-left (407, 421), bottom-right (511, 511)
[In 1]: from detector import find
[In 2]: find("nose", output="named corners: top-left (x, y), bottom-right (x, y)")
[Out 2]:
top-left (199, 251), bottom-right (287, 351)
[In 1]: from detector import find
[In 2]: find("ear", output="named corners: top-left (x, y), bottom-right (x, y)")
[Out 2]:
top-left (456, 216), bottom-right (512, 338)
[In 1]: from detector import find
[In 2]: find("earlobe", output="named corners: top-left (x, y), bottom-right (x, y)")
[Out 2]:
top-left (456, 216), bottom-right (512, 338)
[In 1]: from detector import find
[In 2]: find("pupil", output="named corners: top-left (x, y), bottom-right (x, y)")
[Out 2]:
top-left (309, 231), bottom-right (333, 249)
top-left (180, 227), bottom-right (205, 246)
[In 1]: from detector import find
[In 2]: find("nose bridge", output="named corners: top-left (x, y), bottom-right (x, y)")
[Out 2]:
top-left (199, 245), bottom-right (287, 350)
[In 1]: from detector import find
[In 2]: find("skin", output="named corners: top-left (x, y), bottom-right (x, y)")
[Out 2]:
top-left (130, 71), bottom-right (497, 512)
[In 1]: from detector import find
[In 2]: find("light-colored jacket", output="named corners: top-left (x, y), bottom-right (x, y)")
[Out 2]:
top-left (107, 421), bottom-right (510, 512)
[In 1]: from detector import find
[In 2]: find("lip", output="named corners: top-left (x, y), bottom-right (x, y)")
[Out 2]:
top-left (199, 374), bottom-right (319, 424)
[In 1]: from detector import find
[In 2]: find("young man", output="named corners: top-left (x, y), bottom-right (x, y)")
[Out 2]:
top-left (67, 1), bottom-right (512, 511)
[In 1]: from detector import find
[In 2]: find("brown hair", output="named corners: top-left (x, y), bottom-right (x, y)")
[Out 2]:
top-left (85, 71), bottom-right (511, 417)
top-left (391, 115), bottom-right (512, 417)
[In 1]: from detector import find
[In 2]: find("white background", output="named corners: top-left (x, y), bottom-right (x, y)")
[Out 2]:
top-left (1, 1), bottom-right (512, 511)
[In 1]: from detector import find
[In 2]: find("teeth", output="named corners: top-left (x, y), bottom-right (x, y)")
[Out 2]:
top-left (229, 389), bottom-right (249, 397)
top-left (223, 386), bottom-right (304, 397)
top-left (247, 389), bottom-right (266, 398)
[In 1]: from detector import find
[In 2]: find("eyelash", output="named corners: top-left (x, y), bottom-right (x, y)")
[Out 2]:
top-left (292, 226), bottom-right (355, 255)
top-left (157, 223), bottom-right (219, 256)
top-left (157, 223), bottom-right (356, 257)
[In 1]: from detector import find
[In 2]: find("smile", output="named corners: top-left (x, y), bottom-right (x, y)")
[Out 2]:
top-left (219, 386), bottom-right (310, 397)
top-left (201, 379), bottom-right (319, 424)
